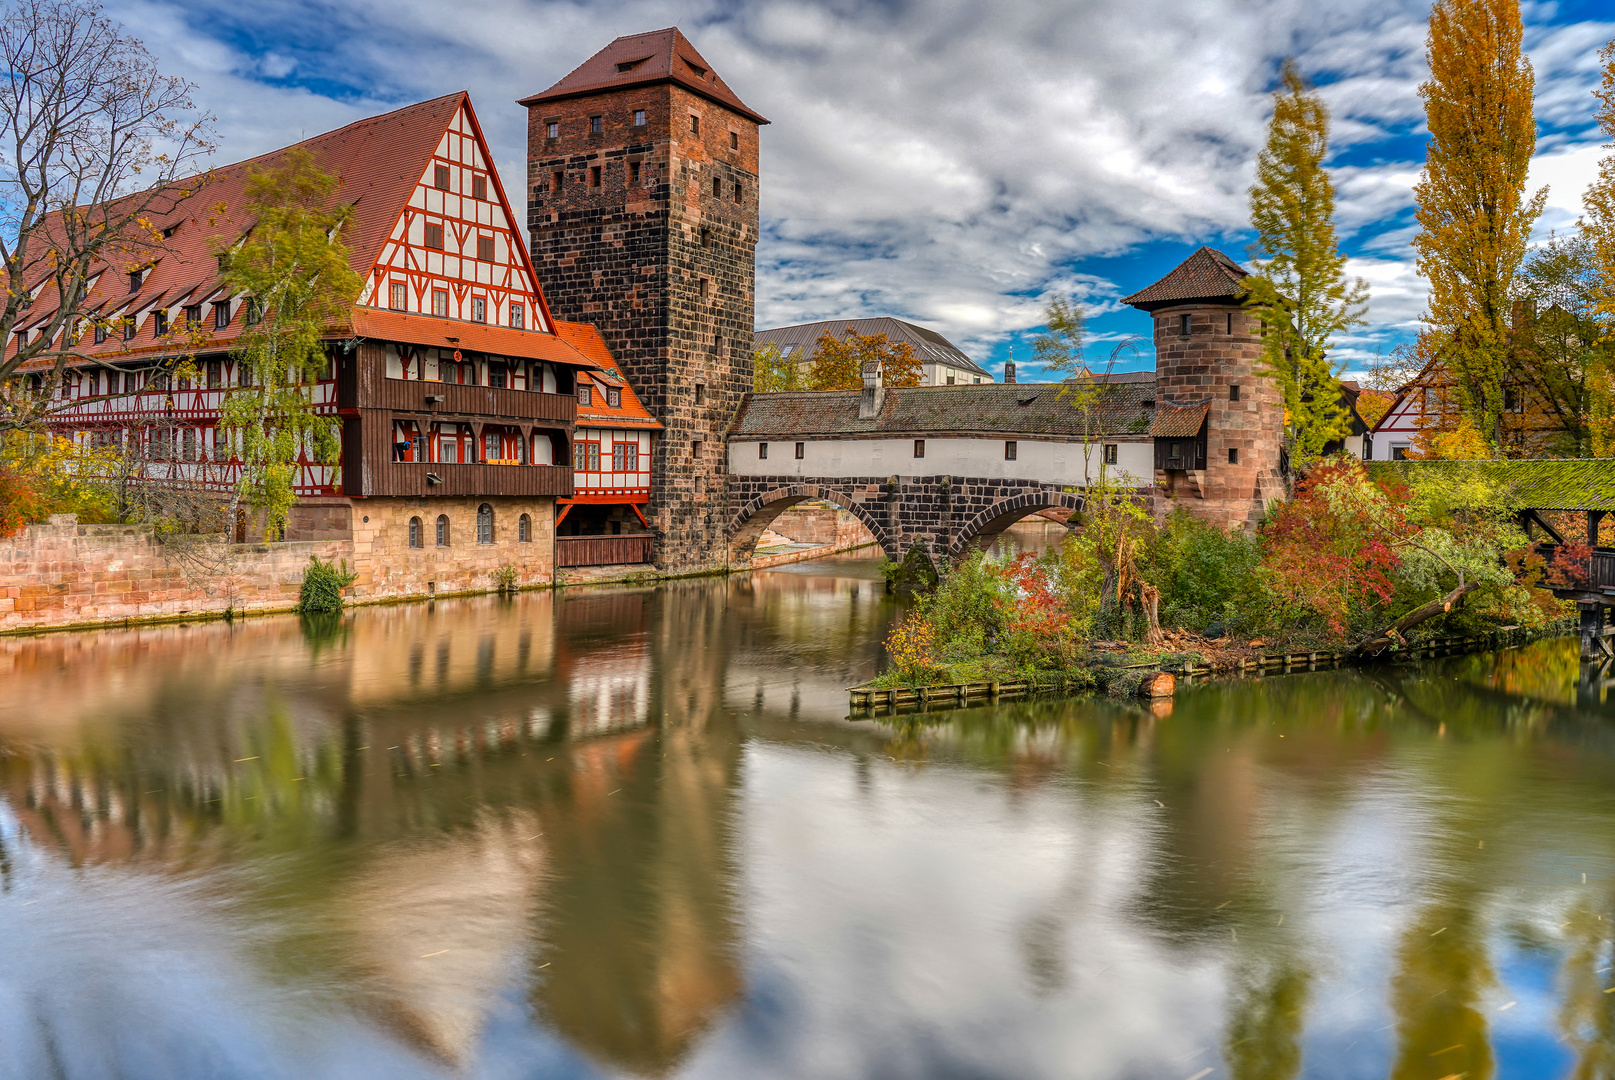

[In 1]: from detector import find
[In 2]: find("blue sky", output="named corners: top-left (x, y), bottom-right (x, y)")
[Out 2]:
top-left (114, 0), bottom-right (1615, 381)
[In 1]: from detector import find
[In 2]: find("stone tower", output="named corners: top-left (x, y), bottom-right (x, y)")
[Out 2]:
top-left (520, 29), bottom-right (768, 572)
top-left (1121, 247), bottom-right (1284, 530)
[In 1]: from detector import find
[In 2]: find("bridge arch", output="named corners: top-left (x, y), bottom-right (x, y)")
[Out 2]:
top-left (949, 489), bottom-right (1085, 560)
top-left (726, 484), bottom-right (895, 563)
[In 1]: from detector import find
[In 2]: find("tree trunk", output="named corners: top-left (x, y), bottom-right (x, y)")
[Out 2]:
top-left (1140, 582), bottom-right (1164, 648)
top-left (1353, 581), bottom-right (1480, 655)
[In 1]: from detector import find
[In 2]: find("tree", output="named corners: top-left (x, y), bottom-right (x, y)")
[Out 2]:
top-left (1581, 36), bottom-right (1615, 453)
top-left (218, 148), bottom-right (362, 540)
top-left (1412, 0), bottom-right (1546, 450)
top-left (1509, 233), bottom-right (1612, 456)
top-left (0, 0), bottom-right (213, 433)
top-left (752, 340), bottom-right (806, 392)
top-left (1244, 60), bottom-right (1368, 472)
top-left (806, 328), bottom-right (922, 390)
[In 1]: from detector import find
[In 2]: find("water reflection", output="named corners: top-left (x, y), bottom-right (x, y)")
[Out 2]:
top-left (2, 564), bottom-right (1615, 1077)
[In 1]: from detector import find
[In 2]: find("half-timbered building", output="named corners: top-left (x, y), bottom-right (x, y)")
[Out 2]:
top-left (11, 93), bottom-right (613, 582)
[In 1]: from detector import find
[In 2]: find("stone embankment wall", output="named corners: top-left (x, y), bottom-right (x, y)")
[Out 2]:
top-left (1, 495), bottom-right (556, 634)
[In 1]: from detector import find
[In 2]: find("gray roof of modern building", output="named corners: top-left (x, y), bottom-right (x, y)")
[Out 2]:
top-left (754, 317), bottom-right (994, 380)
top-left (730, 378), bottom-right (1158, 440)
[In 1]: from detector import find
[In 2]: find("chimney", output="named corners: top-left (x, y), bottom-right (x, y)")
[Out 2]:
top-left (1003, 361), bottom-right (1016, 384)
top-left (858, 359), bottom-right (885, 419)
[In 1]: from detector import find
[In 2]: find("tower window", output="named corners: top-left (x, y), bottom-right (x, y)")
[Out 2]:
top-left (690, 114), bottom-right (699, 135)
top-left (694, 382), bottom-right (705, 404)
top-left (634, 109), bottom-right (646, 126)
top-left (431, 289), bottom-right (448, 317)
top-left (471, 175), bottom-right (487, 200)
top-left (698, 278), bottom-right (710, 298)
top-left (546, 121), bottom-right (559, 139)
top-left (730, 131), bottom-right (738, 150)
top-left (712, 177), bottom-right (721, 198)
top-left (477, 235), bottom-right (494, 261)
top-left (795, 441), bottom-right (805, 459)
top-left (552, 171), bottom-right (563, 193)
top-left (913, 439), bottom-right (925, 459)
top-left (434, 165), bottom-right (450, 190)
top-left (1180, 314), bottom-right (1192, 336)
top-left (733, 181), bottom-right (742, 203)
top-left (1230, 384), bottom-right (1240, 401)
top-left (1228, 447), bottom-right (1240, 465)
top-left (424, 223), bottom-right (444, 249)
top-left (630, 161), bottom-right (641, 185)
top-left (1004, 440), bottom-right (1017, 461)
top-left (590, 115), bottom-right (602, 134)
top-left (390, 282), bottom-right (406, 310)
top-left (692, 438), bottom-right (703, 458)
top-left (1226, 313), bottom-right (1234, 334)
top-left (700, 227), bottom-right (711, 248)
top-left (590, 165), bottom-right (601, 187)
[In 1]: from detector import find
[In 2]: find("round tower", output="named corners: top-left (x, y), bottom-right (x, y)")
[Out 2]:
top-left (1121, 247), bottom-right (1285, 530)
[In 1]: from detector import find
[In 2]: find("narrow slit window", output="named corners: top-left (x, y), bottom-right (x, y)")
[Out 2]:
top-left (590, 165), bottom-right (601, 187)
top-left (1230, 384), bottom-right (1240, 401)
top-left (694, 383), bottom-right (705, 404)
top-left (1228, 447), bottom-right (1240, 465)
top-left (730, 131), bottom-right (738, 150)
top-left (551, 170), bottom-right (563, 192)
top-left (690, 114), bottom-right (699, 135)
top-left (733, 181), bottom-right (742, 203)
top-left (795, 441), bottom-right (805, 459)
top-left (1180, 313), bottom-right (1192, 336)
top-left (1226, 313), bottom-right (1234, 334)
top-left (711, 177), bottom-right (721, 198)
top-left (759, 442), bottom-right (768, 460)
top-left (630, 161), bottom-right (641, 185)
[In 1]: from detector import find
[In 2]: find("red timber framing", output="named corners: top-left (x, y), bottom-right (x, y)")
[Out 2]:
top-left (21, 92), bottom-right (601, 504)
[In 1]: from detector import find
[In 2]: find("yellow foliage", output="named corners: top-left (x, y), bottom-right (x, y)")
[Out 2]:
top-left (807, 329), bottom-right (922, 391)
top-left (1409, 420), bottom-right (1492, 461)
top-left (0, 432), bottom-right (122, 522)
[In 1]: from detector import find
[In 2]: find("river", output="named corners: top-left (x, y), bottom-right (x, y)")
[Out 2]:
top-left (1, 524), bottom-right (1612, 1079)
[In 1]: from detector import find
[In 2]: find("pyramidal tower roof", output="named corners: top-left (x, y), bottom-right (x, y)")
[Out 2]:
top-left (517, 27), bottom-right (769, 125)
top-left (1121, 246), bottom-right (1251, 311)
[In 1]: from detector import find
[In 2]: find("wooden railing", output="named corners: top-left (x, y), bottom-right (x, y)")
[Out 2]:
top-left (556, 534), bottom-right (655, 567)
top-left (363, 462), bottom-right (572, 498)
top-left (1535, 544), bottom-right (1615, 591)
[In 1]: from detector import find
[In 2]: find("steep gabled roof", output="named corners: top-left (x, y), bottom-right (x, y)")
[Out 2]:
top-left (517, 28), bottom-right (769, 125)
top-left (1121, 247), bottom-right (1250, 311)
top-left (753, 317), bottom-right (993, 380)
top-left (1148, 399), bottom-right (1210, 438)
top-left (553, 321), bottom-right (663, 429)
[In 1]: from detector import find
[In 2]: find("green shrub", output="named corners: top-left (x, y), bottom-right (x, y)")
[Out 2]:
top-left (1150, 510), bottom-right (1263, 633)
top-left (491, 564), bottom-right (519, 592)
top-left (296, 555), bottom-right (357, 614)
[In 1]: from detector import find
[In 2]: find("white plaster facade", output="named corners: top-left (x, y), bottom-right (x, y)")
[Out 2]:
top-left (728, 436), bottom-right (1152, 488)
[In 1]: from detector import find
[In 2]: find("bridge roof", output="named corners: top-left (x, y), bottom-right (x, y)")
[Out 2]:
top-left (1366, 459), bottom-right (1615, 511)
top-left (730, 380), bottom-right (1155, 439)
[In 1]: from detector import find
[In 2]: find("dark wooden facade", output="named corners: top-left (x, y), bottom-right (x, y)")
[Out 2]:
top-left (556, 534), bottom-right (655, 567)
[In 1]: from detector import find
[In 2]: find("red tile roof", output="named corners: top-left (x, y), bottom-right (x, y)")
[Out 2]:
top-left (351, 309), bottom-right (600, 369)
top-left (552, 321), bottom-right (662, 429)
top-left (517, 28), bottom-right (769, 125)
top-left (1121, 247), bottom-right (1251, 311)
top-left (1147, 399), bottom-right (1210, 438)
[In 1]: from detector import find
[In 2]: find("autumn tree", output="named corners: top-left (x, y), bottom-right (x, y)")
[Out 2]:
top-left (1509, 234), bottom-right (1611, 456)
top-left (806, 328), bottom-right (922, 390)
top-left (752, 340), bottom-right (806, 392)
top-left (0, 0), bottom-right (213, 433)
top-left (1412, 0), bottom-right (1546, 450)
top-left (1582, 36), bottom-right (1615, 453)
top-left (218, 148), bottom-right (362, 540)
top-left (1244, 60), bottom-right (1368, 472)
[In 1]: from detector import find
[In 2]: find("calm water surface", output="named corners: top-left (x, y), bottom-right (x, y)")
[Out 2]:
top-left (3, 525), bottom-right (1614, 1079)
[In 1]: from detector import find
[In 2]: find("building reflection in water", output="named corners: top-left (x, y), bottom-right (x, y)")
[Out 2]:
top-left (5, 573), bottom-right (1615, 1077)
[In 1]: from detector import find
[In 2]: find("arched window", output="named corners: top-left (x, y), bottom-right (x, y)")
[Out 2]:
top-left (477, 503), bottom-right (493, 544)
top-left (518, 513), bottom-right (531, 542)
top-left (436, 514), bottom-right (450, 547)
top-left (408, 516), bottom-right (422, 548)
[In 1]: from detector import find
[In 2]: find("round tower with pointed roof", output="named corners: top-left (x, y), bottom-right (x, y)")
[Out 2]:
top-left (520, 28), bottom-right (768, 572)
top-left (1121, 247), bottom-right (1285, 530)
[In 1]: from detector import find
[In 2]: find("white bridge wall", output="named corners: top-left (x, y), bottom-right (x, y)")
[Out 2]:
top-left (728, 436), bottom-right (1152, 488)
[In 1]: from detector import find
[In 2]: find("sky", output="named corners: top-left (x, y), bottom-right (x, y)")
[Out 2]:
top-left (109, 0), bottom-right (1615, 381)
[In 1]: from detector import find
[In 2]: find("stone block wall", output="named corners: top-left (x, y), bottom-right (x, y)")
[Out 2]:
top-left (0, 495), bottom-right (557, 634)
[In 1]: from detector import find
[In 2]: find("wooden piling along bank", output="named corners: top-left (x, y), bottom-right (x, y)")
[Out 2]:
top-left (848, 624), bottom-right (1558, 717)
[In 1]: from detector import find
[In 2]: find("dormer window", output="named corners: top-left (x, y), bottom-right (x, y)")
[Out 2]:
top-left (685, 59), bottom-right (707, 78)
top-left (154, 310), bottom-right (169, 336)
top-left (212, 301), bottom-right (230, 329)
top-left (607, 388), bottom-right (621, 408)
top-left (578, 384), bottom-right (592, 406)
top-left (184, 304), bottom-right (201, 326)
top-left (617, 57), bottom-right (647, 73)
top-left (128, 270), bottom-right (142, 293)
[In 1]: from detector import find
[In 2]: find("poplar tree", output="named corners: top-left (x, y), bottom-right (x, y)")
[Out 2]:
top-left (1581, 37), bottom-right (1615, 453)
top-left (1412, 0), bottom-right (1546, 449)
top-left (1244, 60), bottom-right (1368, 471)
top-left (218, 148), bottom-right (362, 540)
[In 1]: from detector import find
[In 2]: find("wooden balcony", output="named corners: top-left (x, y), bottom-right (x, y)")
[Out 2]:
top-left (355, 461), bottom-right (573, 498)
top-left (556, 534), bottom-right (655, 567)
top-left (337, 343), bottom-right (576, 425)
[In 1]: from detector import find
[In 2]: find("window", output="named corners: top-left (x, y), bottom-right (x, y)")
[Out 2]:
top-left (409, 517), bottom-right (422, 548)
top-left (698, 278), bottom-right (709, 298)
top-left (207, 360), bottom-right (221, 388)
top-left (424, 223), bottom-right (444, 250)
top-left (509, 303), bottom-right (524, 329)
top-left (436, 514), bottom-right (450, 546)
top-left (730, 131), bottom-right (739, 150)
top-left (154, 310), bottom-right (169, 337)
top-left (690, 114), bottom-right (699, 135)
top-left (488, 362), bottom-right (507, 389)
top-left (1104, 443), bottom-right (1118, 465)
top-left (518, 514), bottom-right (532, 542)
top-left (471, 175), bottom-right (487, 200)
top-left (128, 270), bottom-right (141, 293)
top-left (432, 289), bottom-right (448, 317)
top-left (472, 297), bottom-right (487, 323)
top-left (711, 177), bottom-right (722, 198)
top-left (694, 382), bottom-right (705, 404)
top-left (946, 375), bottom-right (955, 385)
top-left (1228, 447), bottom-right (1239, 464)
top-left (1229, 384), bottom-right (1240, 402)
top-left (572, 441), bottom-right (601, 470)
top-left (1179, 313), bottom-right (1192, 336)
top-left (1004, 440), bottom-right (1017, 460)
top-left (93, 323), bottom-right (106, 344)
top-left (434, 165), bottom-right (450, 190)
top-left (122, 319), bottom-right (136, 341)
top-left (700, 227), bottom-right (711, 248)
top-left (390, 282), bottom-right (406, 310)
top-left (692, 438), bottom-right (703, 458)
top-left (1504, 386), bottom-right (1524, 413)
top-left (244, 299), bottom-right (262, 326)
top-left (477, 235), bottom-right (494, 261)
top-left (577, 384), bottom-right (592, 406)
top-left (607, 387), bottom-right (621, 408)
top-left (734, 181), bottom-right (742, 203)
top-left (795, 441), bottom-right (805, 459)
top-left (612, 442), bottom-right (638, 471)
top-left (86, 371), bottom-right (100, 396)
top-left (759, 442), bottom-right (768, 459)
top-left (590, 115), bottom-right (602, 134)
top-left (913, 439), bottom-right (925, 458)
top-left (483, 431), bottom-right (500, 462)
top-left (630, 161), bottom-right (641, 185)
top-left (1226, 313), bottom-right (1234, 334)
top-left (634, 109), bottom-right (646, 126)
top-left (238, 362), bottom-right (251, 386)
top-left (552, 170), bottom-right (563, 192)
top-left (184, 304), bottom-right (201, 326)
top-left (547, 121), bottom-right (559, 139)
top-left (1391, 445), bottom-right (1409, 461)
top-left (213, 301), bottom-right (230, 329)
top-left (590, 165), bottom-right (601, 187)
